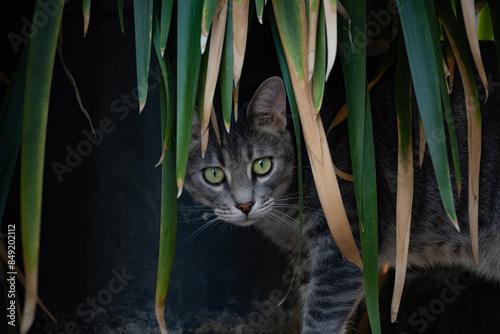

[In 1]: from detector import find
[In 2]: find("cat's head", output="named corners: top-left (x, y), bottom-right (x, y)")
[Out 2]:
top-left (184, 77), bottom-right (296, 227)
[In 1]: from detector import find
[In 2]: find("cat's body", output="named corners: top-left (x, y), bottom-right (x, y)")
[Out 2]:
top-left (184, 61), bottom-right (500, 333)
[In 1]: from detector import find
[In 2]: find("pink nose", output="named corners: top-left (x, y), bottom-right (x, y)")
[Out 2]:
top-left (237, 202), bottom-right (254, 214)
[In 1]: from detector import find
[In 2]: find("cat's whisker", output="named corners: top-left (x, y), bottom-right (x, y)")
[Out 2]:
top-left (271, 208), bottom-right (300, 222)
top-left (184, 217), bottom-right (223, 242)
top-left (179, 212), bottom-right (217, 225)
top-left (265, 210), bottom-right (297, 230)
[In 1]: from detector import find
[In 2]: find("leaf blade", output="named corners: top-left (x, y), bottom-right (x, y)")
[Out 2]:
top-left (391, 33), bottom-right (414, 322)
top-left (396, 0), bottom-right (458, 228)
top-left (201, 0), bottom-right (217, 53)
top-left (219, 0), bottom-right (233, 130)
top-left (272, 0), bottom-right (362, 269)
top-left (460, 0), bottom-right (488, 100)
top-left (83, 0), bottom-right (91, 37)
top-left (202, 0), bottom-right (228, 154)
top-left (0, 46), bottom-right (27, 227)
top-left (232, 0), bottom-right (250, 86)
top-left (176, 0), bottom-right (204, 195)
top-left (133, 0), bottom-right (154, 112)
top-left (437, 0), bottom-right (482, 266)
top-left (339, 0), bottom-right (380, 332)
top-left (21, 1), bottom-right (64, 332)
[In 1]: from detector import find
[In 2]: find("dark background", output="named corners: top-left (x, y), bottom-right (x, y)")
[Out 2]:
top-left (1, 1), bottom-right (500, 334)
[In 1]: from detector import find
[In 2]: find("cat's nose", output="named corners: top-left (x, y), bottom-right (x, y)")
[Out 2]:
top-left (237, 202), bottom-right (254, 215)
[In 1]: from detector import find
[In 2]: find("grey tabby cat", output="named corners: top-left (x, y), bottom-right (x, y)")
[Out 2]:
top-left (184, 67), bottom-right (500, 333)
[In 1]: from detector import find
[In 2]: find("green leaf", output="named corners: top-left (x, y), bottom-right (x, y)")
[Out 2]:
top-left (396, 0), bottom-right (458, 227)
top-left (159, 0), bottom-right (174, 56)
top-left (155, 83), bottom-right (177, 334)
top-left (424, 1), bottom-right (462, 195)
top-left (117, 0), bottom-right (125, 33)
top-left (339, 0), bottom-right (380, 332)
top-left (0, 46), bottom-right (27, 227)
top-left (268, 4), bottom-right (303, 305)
top-left (21, 1), bottom-right (64, 332)
top-left (83, 0), bottom-right (91, 37)
top-left (153, 2), bottom-right (175, 162)
top-left (488, 0), bottom-right (500, 79)
top-left (133, 0), bottom-right (154, 112)
top-left (273, 0), bottom-right (362, 269)
top-left (477, 4), bottom-right (493, 40)
top-left (436, 0), bottom-right (482, 268)
top-left (176, 0), bottom-right (204, 195)
top-left (201, 0), bottom-right (217, 53)
top-left (312, 1), bottom-right (326, 112)
top-left (255, 0), bottom-right (264, 24)
top-left (219, 0), bottom-right (233, 130)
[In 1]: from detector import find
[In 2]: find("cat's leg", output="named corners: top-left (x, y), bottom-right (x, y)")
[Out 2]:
top-left (301, 236), bottom-right (365, 334)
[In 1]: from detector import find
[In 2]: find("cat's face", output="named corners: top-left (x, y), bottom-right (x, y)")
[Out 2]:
top-left (184, 77), bottom-right (295, 227)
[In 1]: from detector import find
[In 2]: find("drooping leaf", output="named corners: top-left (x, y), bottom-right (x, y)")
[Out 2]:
top-left (477, 4), bottom-right (493, 41)
top-left (488, 0), bottom-right (500, 79)
top-left (202, 0), bottom-right (228, 155)
top-left (153, 2), bottom-right (174, 166)
top-left (154, 18), bottom-right (177, 332)
top-left (255, 0), bottom-right (265, 24)
top-left (196, 34), bottom-right (210, 147)
top-left (159, 0), bottom-right (174, 57)
top-left (424, 2), bottom-right (462, 196)
top-left (437, 0), bottom-right (482, 266)
top-left (83, 0), bottom-right (91, 37)
top-left (323, 0), bottom-right (338, 81)
top-left (176, 0), bottom-right (204, 196)
top-left (307, 0), bottom-right (320, 81)
top-left (133, 0), bottom-right (154, 112)
top-left (155, 114), bottom-right (177, 334)
top-left (312, 1), bottom-right (326, 112)
top-left (20, 1), bottom-right (64, 332)
top-left (391, 33), bottom-right (414, 323)
top-left (201, 0), bottom-right (217, 53)
top-left (269, 8), bottom-right (303, 304)
top-left (233, 0), bottom-right (250, 87)
top-left (219, 0), bottom-right (233, 130)
top-left (117, 0), bottom-right (125, 33)
top-left (272, 0), bottom-right (362, 269)
top-left (396, 0), bottom-right (458, 228)
top-left (339, 0), bottom-right (380, 332)
top-left (460, 0), bottom-right (488, 100)
top-left (0, 46), bottom-right (27, 228)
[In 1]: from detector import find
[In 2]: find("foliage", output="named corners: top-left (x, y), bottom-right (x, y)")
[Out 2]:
top-left (0, 0), bottom-right (497, 333)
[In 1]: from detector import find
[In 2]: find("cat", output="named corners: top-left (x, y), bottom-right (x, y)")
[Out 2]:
top-left (183, 59), bottom-right (500, 333)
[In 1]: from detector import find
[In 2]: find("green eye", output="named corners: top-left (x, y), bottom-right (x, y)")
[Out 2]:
top-left (204, 167), bottom-right (225, 184)
top-left (253, 157), bottom-right (272, 175)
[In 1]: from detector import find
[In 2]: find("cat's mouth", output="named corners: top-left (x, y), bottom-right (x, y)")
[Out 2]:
top-left (214, 206), bottom-right (269, 227)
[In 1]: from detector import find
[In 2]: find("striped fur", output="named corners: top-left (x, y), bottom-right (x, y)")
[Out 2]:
top-left (184, 71), bottom-right (500, 333)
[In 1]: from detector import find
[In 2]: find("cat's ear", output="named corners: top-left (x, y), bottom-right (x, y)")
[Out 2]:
top-left (247, 77), bottom-right (287, 133)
